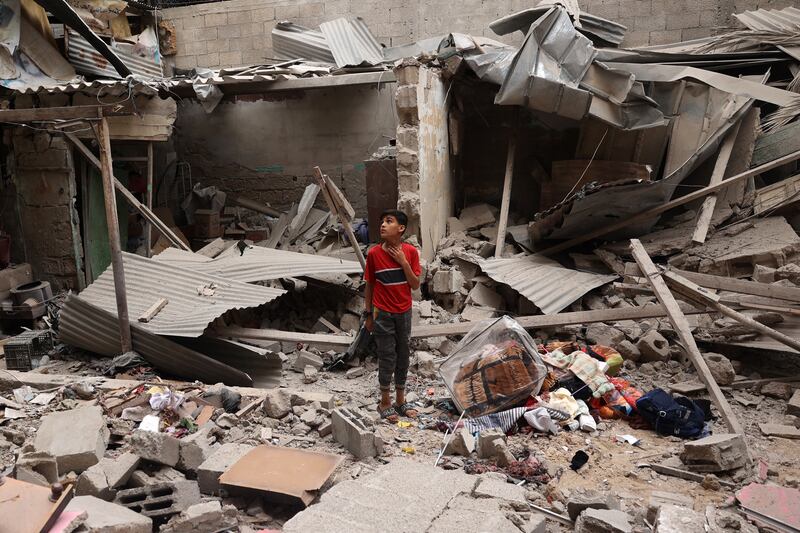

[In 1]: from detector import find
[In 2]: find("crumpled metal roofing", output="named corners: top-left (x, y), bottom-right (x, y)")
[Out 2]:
top-left (490, 4), bottom-right (627, 45)
top-left (479, 255), bottom-right (617, 314)
top-left (319, 17), bottom-right (384, 67)
top-left (78, 252), bottom-right (285, 337)
top-left (65, 28), bottom-right (163, 79)
top-left (153, 246), bottom-right (363, 283)
top-left (272, 22), bottom-right (337, 64)
top-left (734, 6), bottom-right (800, 62)
top-left (59, 295), bottom-right (254, 386)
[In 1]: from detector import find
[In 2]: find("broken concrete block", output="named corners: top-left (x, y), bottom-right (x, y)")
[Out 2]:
top-left (178, 427), bottom-right (217, 473)
top-left (636, 330), bottom-right (670, 363)
top-left (443, 427), bottom-right (475, 457)
top-left (65, 495), bottom-right (152, 533)
top-left (574, 508), bottom-right (633, 533)
top-left (473, 477), bottom-right (527, 507)
top-left (14, 450), bottom-right (58, 487)
top-left (130, 429), bottom-right (180, 467)
top-left (160, 500), bottom-right (238, 533)
top-left (753, 264), bottom-right (777, 283)
top-left (616, 339), bottom-right (641, 362)
top-left (759, 423), bottom-right (800, 438)
top-left (458, 203), bottom-right (496, 229)
top-left (775, 263), bottom-right (800, 284)
top-left (654, 504), bottom-right (705, 533)
top-left (761, 381), bottom-right (794, 400)
top-left (585, 324), bottom-right (625, 347)
top-left (114, 480), bottom-right (200, 520)
top-left (476, 429), bottom-right (507, 460)
top-left (681, 433), bottom-right (747, 472)
top-left (262, 389), bottom-right (291, 419)
top-left (466, 283), bottom-right (503, 309)
top-left (290, 390), bottom-right (335, 409)
top-left (293, 350), bottom-right (324, 372)
top-left (432, 269), bottom-right (466, 294)
top-left (646, 491), bottom-right (694, 523)
top-left (346, 366), bottom-right (364, 379)
top-left (415, 351), bottom-right (436, 378)
top-left (34, 406), bottom-right (109, 474)
top-left (461, 305), bottom-right (495, 322)
top-left (567, 492), bottom-right (620, 521)
top-left (788, 389), bottom-right (800, 416)
top-left (76, 463), bottom-right (113, 500)
top-left (702, 353), bottom-right (736, 386)
top-left (303, 365), bottom-right (319, 384)
top-left (447, 216), bottom-right (466, 235)
top-left (331, 407), bottom-right (384, 459)
top-left (197, 443), bottom-right (253, 495)
top-left (318, 420), bottom-right (333, 437)
top-left (129, 466), bottom-right (186, 488)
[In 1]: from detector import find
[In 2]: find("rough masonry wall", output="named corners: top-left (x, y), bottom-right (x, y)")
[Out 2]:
top-left (161, 0), bottom-right (799, 70)
top-left (10, 129), bottom-right (81, 291)
top-left (173, 83), bottom-right (396, 215)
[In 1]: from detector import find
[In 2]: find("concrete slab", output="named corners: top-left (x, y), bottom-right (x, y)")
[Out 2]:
top-left (654, 504), bottom-right (706, 533)
top-left (34, 406), bottom-right (109, 474)
top-left (129, 430), bottom-right (180, 467)
top-left (65, 495), bottom-right (152, 533)
top-left (197, 443), bottom-right (253, 495)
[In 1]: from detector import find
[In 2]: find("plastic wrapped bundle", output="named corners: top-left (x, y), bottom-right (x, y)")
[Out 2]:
top-left (439, 315), bottom-right (547, 417)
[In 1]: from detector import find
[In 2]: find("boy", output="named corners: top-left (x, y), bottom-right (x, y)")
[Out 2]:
top-left (363, 209), bottom-right (421, 421)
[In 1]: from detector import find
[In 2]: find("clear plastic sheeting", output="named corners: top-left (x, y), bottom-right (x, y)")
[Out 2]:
top-left (439, 316), bottom-right (547, 417)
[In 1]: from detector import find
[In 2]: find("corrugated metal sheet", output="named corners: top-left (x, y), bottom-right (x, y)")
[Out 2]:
top-left (170, 336), bottom-right (281, 388)
top-left (79, 252), bottom-right (285, 337)
top-left (479, 255), bottom-right (616, 314)
top-left (735, 6), bottom-right (800, 62)
top-left (319, 17), bottom-right (384, 68)
top-left (490, 6), bottom-right (627, 46)
top-left (65, 29), bottom-right (163, 79)
top-left (59, 295), bottom-right (254, 386)
top-left (154, 247), bottom-right (362, 283)
top-left (272, 22), bottom-right (336, 64)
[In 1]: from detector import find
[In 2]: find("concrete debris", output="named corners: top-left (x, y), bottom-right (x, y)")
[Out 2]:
top-left (567, 492), bottom-right (621, 521)
top-left (574, 508), bottom-right (633, 533)
top-left (654, 504), bottom-right (706, 533)
top-left (702, 353), bottom-right (736, 386)
top-left (197, 443), bottom-right (254, 495)
top-left (331, 407), bottom-right (384, 459)
top-left (14, 450), bottom-right (58, 487)
top-left (33, 406), bottom-right (109, 474)
top-left (759, 423), bottom-right (800, 438)
top-left (129, 429), bottom-right (181, 467)
top-left (788, 389), bottom-right (800, 416)
top-left (65, 496), bottom-right (153, 533)
top-left (458, 204), bottom-right (496, 229)
top-left (760, 381), bottom-right (794, 400)
top-left (681, 433), bottom-right (748, 472)
top-left (345, 366), bottom-right (364, 379)
top-left (160, 501), bottom-right (238, 533)
top-left (262, 389), bottom-right (291, 419)
top-left (636, 330), bottom-right (671, 363)
top-left (303, 365), bottom-right (319, 383)
top-left (432, 269), bottom-right (466, 294)
top-left (293, 350), bottom-right (324, 372)
top-left (443, 427), bottom-right (475, 456)
top-left (114, 480), bottom-right (201, 519)
top-left (415, 351), bottom-right (437, 378)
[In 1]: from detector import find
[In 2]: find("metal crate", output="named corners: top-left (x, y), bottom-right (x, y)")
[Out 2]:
top-left (5, 330), bottom-right (53, 371)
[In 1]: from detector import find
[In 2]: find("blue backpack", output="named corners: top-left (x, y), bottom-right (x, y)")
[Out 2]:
top-left (635, 388), bottom-right (706, 439)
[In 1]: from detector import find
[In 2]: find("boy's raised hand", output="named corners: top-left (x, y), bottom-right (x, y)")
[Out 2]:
top-left (386, 243), bottom-right (407, 266)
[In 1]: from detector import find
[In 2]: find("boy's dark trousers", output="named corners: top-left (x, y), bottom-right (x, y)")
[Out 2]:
top-left (372, 308), bottom-right (412, 390)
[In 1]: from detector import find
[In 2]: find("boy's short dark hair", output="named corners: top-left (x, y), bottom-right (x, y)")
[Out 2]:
top-left (379, 209), bottom-right (408, 230)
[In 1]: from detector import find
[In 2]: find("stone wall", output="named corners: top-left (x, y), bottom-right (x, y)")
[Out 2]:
top-left (9, 129), bottom-right (81, 291)
top-left (161, 0), bottom-right (799, 70)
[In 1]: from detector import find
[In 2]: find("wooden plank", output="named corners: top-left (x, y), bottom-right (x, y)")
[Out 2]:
top-left (663, 270), bottom-right (800, 354)
top-left (692, 122), bottom-right (740, 244)
top-left (630, 239), bottom-right (744, 436)
top-left (593, 249), bottom-right (626, 276)
top-left (0, 104), bottom-right (133, 123)
top-left (65, 132), bottom-right (191, 251)
top-left (230, 195), bottom-right (282, 218)
top-left (754, 172), bottom-right (800, 215)
top-left (313, 166), bottom-right (365, 269)
top-left (137, 297), bottom-right (168, 323)
top-left (194, 405), bottom-right (214, 426)
top-left (145, 142), bottom-right (154, 258)
top-left (495, 136), bottom-right (516, 258)
top-left (317, 316), bottom-right (343, 334)
top-left (672, 268), bottom-right (800, 303)
top-left (751, 120), bottom-right (800, 168)
top-left (96, 118), bottom-right (132, 354)
top-left (538, 149), bottom-right (800, 256)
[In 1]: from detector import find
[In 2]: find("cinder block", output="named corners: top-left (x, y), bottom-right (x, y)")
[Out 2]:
top-left (130, 430), bottom-right (181, 467)
top-left (331, 407), bottom-right (384, 459)
top-left (34, 406), bottom-right (109, 474)
top-left (681, 433), bottom-right (747, 472)
top-left (197, 443), bottom-right (253, 495)
top-left (432, 270), bottom-right (466, 295)
top-left (115, 480), bottom-right (201, 519)
top-left (293, 350), bottom-right (324, 372)
top-left (66, 496), bottom-right (152, 533)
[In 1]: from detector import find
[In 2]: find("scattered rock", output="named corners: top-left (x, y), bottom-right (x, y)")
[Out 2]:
top-left (130, 430), bottom-right (181, 467)
top-left (702, 353), bottom-right (736, 386)
top-left (303, 365), bottom-right (319, 383)
top-left (33, 406), bottom-right (109, 474)
top-left (753, 264), bottom-right (776, 283)
top-left (262, 389), bottom-right (291, 419)
top-left (567, 492), bottom-right (620, 521)
top-left (585, 324), bottom-right (625, 347)
top-left (160, 501), bottom-right (238, 533)
top-left (760, 381), bottom-right (794, 400)
top-left (681, 433), bottom-right (747, 472)
top-left (700, 474), bottom-right (721, 491)
top-left (65, 496), bottom-right (152, 533)
top-left (416, 351), bottom-right (437, 378)
top-left (654, 504), bottom-right (706, 533)
top-left (574, 508), bottom-right (633, 533)
top-left (637, 330), bottom-right (670, 363)
top-left (346, 366), bottom-right (364, 379)
top-left (293, 350), bottom-right (324, 372)
top-left (443, 427), bottom-right (475, 457)
top-left (616, 340), bottom-right (641, 362)
top-left (788, 389), bottom-right (800, 416)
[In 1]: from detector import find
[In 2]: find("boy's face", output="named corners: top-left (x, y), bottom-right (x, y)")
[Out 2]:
top-left (379, 215), bottom-right (405, 240)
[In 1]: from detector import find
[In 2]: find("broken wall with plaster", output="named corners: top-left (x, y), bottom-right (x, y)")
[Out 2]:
top-left (160, 0), bottom-right (800, 70)
top-left (173, 84), bottom-right (396, 216)
top-left (6, 129), bottom-right (81, 291)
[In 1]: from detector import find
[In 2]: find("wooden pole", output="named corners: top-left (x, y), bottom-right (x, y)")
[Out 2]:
top-left (145, 142), bottom-right (154, 258)
top-left (691, 123), bottom-right (740, 244)
top-left (96, 118), bottom-right (133, 354)
top-left (313, 166), bottom-right (366, 270)
top-left (494, 135), bottom-right (516, 258)
top-left (630, 239), bottom-right (744, 435)
top-left (538, 149), bottom-right (800, 256)
top-left (663, 270), bottom-right (800, 353)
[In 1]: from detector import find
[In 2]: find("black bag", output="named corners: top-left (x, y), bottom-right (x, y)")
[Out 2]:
top-left (635, 388), bottom-right (706, 438)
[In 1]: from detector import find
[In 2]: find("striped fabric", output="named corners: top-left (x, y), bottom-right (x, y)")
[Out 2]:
top-left (463, 406), bottom-right (527, 434)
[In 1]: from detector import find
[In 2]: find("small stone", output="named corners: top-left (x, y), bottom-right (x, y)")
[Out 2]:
top-left (215, 413), bottom-right (238, 429)
top-left (415, 351), bottom-right (436, 378)
top-left (346, 366), bottom-right (364, 379)
top-left (303, 365), bottom-right (319, 384)
top-left (567, 492), bottom-right (620, 521)
top-left (761, 382), bottom-right (794, 400)
top-left (574, 508), bottom-right (632, 533)
top-left (681, 433), bottom-right (747, 472)
top-left (443, 427), bottom-right (475, 457)
top-left (637, 330), bottom-right (670, 363)
top-left (701, 474), bottom-right (721, 491)
top-left (616, 340), bottom-right (641, 362)
top-left (262, 389), bottom-right (291, 419)
top-left (293, 350), bottom-right (324, 372)
top-left (702, 353), bottom-right (736, 386)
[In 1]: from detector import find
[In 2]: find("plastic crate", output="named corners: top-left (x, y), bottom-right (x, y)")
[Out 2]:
top-left (5, 330), bottom-right (53, 371)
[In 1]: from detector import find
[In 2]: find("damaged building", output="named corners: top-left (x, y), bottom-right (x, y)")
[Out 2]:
top-left (0, 0), bottom-right (799, 531)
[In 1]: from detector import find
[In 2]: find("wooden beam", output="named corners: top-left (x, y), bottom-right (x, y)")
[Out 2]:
top-left (313, 166), bottom-right (366, 270)
top-left (630, 239), bottom-right (744, 435)
top-left (495, 135), bottom-right (516, 258)
top-left (538, 149), bottom-right (800, 256)
top-left (138, 297), bottom-right (168, 323)
top-left (96, 118), bottom-right (132, 354)
top-left (663, 270), bottom-right (800, 354)
top-left (0, 104), bottom-right (133, 123)
top-left (672, 268), bottom-right (800, 303)
top-left (692, 122), bottom-right (740, 244)
top-left (65, 132), bottom-right (191, 252)
top-left (145, 142), bottom-right (154, 258)
top-left (230, 194), bottom-right (282, 218)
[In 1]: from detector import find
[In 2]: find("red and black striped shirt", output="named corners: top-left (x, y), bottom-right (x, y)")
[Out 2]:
top-left (364, 243), bottom-right (421, 313)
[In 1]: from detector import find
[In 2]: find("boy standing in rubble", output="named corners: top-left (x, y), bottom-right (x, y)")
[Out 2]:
top-left (363, 209), bottom-right (421, 422)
